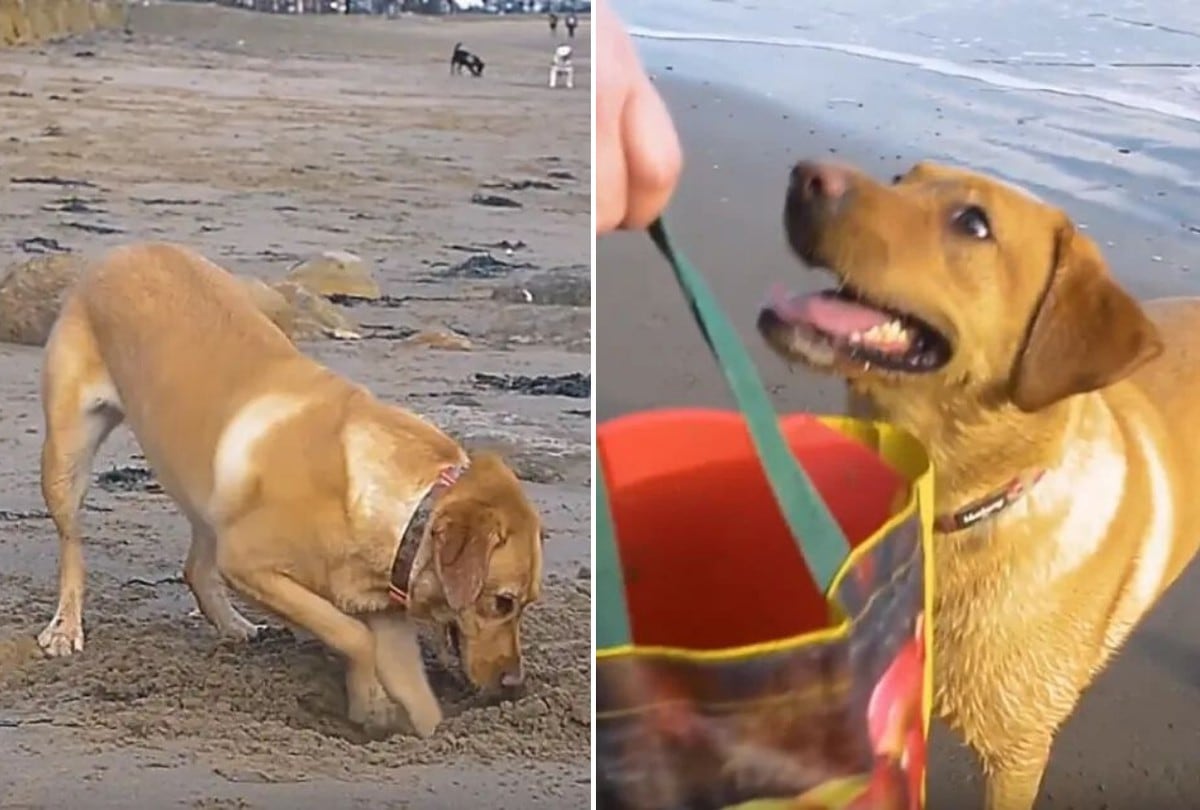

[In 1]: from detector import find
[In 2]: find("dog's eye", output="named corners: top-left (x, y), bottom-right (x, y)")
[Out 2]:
top-left (494, 594), bottom-right (517, 617)
top-left (951, 205), bottom-right (991, 240)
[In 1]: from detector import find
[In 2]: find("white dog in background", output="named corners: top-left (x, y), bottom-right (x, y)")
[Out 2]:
top-left (549, 44), bottom-right (574, 89)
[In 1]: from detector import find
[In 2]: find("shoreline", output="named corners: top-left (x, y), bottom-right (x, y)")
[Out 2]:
top-left (616, 3), bottom-right (1200, 243)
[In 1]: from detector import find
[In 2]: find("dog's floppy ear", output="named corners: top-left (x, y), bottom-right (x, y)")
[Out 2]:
top-left (1010, 223), bottom-right (1162, 412)
top-left (432, 511), bottom-right (502, 612)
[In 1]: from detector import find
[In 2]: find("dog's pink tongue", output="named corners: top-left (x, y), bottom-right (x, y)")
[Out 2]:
top-left (767, 286), bottom-right (891, 336)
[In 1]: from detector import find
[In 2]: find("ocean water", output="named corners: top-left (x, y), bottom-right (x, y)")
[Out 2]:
top-left (613, 0), bottom-right (1200, 237)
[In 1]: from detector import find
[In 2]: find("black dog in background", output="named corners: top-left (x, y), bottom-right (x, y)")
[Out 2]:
top-left (450, 42), bottom-right (485, 77)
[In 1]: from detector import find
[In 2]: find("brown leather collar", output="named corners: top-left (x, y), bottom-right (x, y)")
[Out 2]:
top-left (934, 469), bottom-right (1045, 533)
top-left (388, 462), bottom-right (468, 606)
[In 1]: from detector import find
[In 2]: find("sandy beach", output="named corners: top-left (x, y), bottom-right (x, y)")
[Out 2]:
top-left (598, 1), bottom-right (1200, 805)
top-left (0, 4), bottom-right (590, 807)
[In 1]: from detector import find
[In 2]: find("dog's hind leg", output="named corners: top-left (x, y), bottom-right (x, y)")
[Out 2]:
top-left (38, 299), bottom-right (124, 657)
top-left (183, 520), bottom-right (265, 641)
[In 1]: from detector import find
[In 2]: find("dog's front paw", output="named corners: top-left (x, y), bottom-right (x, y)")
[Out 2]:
top-left (366, 611), bottom-right (443, 738)
top-left (37, 613), bottom-right (83, 657)
top-left (399, 685), bottom-right (443, 739)
top-left (346, 671), bottom-right (403, 738)
top-left (346, 667), bottom-right (441, 739)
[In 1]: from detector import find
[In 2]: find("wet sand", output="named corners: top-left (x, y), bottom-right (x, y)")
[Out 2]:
top-left (597, 75), bottom-right (1200, 809)
top-left (0, 4), bottom-right (590, 807)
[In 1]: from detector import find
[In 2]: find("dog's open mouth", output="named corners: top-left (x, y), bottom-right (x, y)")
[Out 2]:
top-left (758, 283), bottom-right (952, 373)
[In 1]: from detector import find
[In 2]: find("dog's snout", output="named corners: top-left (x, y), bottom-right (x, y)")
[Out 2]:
top-left (499, 665), bottom-right (525, 691)
top-left (784, 160), bottom-right (855, 260)
top-left (790, 161), bottom-right (850, 203)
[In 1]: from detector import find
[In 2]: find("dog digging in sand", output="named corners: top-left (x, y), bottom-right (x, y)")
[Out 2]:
top-left (36, 242), bottom-right (544, 738)
top-left (758, 159), bottom-right (1200, 810)
top-left (450, 42), bottom-right (485, 77)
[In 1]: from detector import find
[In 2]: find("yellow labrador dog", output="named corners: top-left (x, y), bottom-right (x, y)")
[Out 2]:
top-left (37, 242), bottom-right (544, 738)
top-left (758, 160), bottom-right (1200, 809)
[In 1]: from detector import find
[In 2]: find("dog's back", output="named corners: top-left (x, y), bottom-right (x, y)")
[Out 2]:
top-left (47, 242), bottom-right (336, 510)
top-left (71, 242), bottom-right (295, 363)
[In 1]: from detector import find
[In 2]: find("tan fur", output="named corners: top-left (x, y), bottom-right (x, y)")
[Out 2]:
top-left (36, 242), bottom-right (544, 738)
top-left (760, 161), bottom-right (1200, 809)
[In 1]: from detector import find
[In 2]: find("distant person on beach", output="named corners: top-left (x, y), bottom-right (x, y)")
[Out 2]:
top-left (565, 13), bottom-right (578, 38)
top-left (548, 11), bottom-right (558, 34)
top-left (595, 0), bottom-right (682, 235)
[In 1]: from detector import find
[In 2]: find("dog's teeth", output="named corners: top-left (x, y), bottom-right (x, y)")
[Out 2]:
top-left (848, 331), bottom-right (863, 344)
top-left (862, 319), bottom-right (911, 347)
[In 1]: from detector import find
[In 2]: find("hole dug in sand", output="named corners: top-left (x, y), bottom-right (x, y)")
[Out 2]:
top-left (0, 572), bottom-right (588, 780)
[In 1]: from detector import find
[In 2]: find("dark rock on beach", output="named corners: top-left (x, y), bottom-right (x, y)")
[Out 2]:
top-left (474, 372), bottom-right (590, 399)
top-left (491, 266), bottom-right (590, 307)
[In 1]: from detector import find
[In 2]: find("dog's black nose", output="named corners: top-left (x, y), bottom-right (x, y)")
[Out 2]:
top-left (789, 161), bottom-right (851, 203)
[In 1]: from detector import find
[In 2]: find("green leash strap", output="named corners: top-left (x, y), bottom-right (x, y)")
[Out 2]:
top-left (595, 219), bottom-right (852, 651)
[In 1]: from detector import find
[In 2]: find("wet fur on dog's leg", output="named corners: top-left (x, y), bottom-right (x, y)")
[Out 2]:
top-left (183, 521), bottom-right (264, 641)
top-left (38, 303), bottom-right (124, 657)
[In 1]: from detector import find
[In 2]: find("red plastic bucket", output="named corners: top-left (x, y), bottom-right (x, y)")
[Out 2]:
top-left (597, 407), bottom-right (908, 651)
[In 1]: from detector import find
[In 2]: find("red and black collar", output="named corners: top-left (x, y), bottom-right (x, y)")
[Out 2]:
top-left (934, 469), bottom-right (1045, 534)
top-left (388, 462), bottom-right (467, 606)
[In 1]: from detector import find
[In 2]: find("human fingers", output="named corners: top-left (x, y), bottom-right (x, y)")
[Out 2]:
top-left (595, 65), bottom-right (630, 235)
top-left (618, 73), bottom-right (683, 230)
top-left (594, 0), bottom-right (633, 234)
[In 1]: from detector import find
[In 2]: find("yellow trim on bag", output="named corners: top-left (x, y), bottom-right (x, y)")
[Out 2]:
top-left (594, 416), bottom-right (933, 662)
top-left (595, 415), bottom-right (937, 806)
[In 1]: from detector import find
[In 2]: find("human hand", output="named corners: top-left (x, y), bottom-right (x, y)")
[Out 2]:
top-left (595, 0), bottom-right (683, 235)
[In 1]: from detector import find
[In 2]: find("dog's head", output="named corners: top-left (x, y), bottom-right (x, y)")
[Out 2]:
top-left (407, 451), bottom-right (542, 694)
top-left (758, 160), bottom-right (1163, 416)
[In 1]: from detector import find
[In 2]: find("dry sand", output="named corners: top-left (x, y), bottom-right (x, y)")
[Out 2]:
top-left (598, 76), bottom-right (1200, 809)
top-left (0, 4), bottom-right (590, 807)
